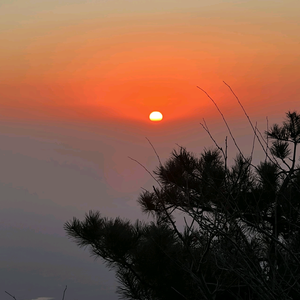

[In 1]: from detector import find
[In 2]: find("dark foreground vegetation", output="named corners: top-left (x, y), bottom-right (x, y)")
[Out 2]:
top-left (64, 84), bottom-right (300, 300)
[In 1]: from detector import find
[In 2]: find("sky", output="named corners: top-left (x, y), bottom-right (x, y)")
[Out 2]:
top-left (1, 0), bottom-right (299, 299)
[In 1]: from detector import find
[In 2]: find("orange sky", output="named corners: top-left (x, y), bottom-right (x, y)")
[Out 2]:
top-left (1, 0), bottom-right (299, 125)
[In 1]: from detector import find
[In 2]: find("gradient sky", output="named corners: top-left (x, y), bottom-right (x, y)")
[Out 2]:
top-left (1, 1), bottom-right (299, 299)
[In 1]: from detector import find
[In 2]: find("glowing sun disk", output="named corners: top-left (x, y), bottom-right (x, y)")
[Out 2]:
top-left (149, 111), bottom-right (163, 121)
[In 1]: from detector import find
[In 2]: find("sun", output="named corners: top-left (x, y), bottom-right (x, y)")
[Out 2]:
top-left (149, 111), bottom-right (163, 122)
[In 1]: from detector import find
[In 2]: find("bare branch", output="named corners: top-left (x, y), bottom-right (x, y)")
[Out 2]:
top-left (145, 137), bottom-right (162, 166)
top-left (4, 291), bottom-right (17, 300)
top-left (62, 285), bottom-right (68, 300)
top-left (197, 86), bottom-right (245, 160)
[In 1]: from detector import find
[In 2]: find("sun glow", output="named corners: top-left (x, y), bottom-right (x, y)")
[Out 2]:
top-left (149, 111), bottom-right (163, 122)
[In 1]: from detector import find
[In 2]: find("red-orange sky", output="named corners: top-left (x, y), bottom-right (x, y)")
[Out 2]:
top-left (1, 0), bottom-right (299, 125)
top-left (1, 1), bottom-right (300, 299)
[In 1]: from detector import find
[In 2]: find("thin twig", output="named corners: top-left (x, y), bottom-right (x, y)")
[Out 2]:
top-left (128, 157), bottom-right (162, 188)
top-left (4, 291), bottom-right (17, 300)
top-left (175, 143), bottom-right (186, 150)
top-left (197, 86), bottom-right (245, 160)
top-left (249, 122), bottom-right (257, 163)
top-left (223, 81), bottom-right (257, 136)
top-left (62, 285), bottom-right (67, 300)
top-left (225, 136), bottom-right (228, 172)
top-left (171, 286), bottom-right (189, 300)
top-left (222, 81), bottom-right (280, 168)
top-left (200, 119), bottom-right (223, 154)
top-left (145, 137), bottom-right (162, 166)
top-left (266, 116), bottom-right (269, 162)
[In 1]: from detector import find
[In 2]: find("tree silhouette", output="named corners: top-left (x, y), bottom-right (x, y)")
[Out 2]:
top-left (64, 95), bottom-right (300, 299)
